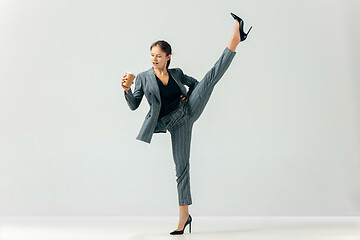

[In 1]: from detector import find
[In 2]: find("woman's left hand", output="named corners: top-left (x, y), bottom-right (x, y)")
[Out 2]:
top-left (180, 95), bottom-right (189, 102)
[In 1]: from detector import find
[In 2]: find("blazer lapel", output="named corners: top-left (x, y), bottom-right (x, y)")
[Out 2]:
top-left (169, 69), bottom-right (187, 95)
top-left (146, 68), bottom-right (161, 102)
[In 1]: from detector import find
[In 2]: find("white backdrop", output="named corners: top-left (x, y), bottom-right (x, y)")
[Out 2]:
top-left (0, 0), bottom-right (359, 216)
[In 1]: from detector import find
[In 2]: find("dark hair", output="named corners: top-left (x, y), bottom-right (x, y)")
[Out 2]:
top-left (150, 40), bottom-right (172, 69)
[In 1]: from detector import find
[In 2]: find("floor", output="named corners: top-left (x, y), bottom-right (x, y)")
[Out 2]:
top-left (0, 216), bottom-right (359, 240)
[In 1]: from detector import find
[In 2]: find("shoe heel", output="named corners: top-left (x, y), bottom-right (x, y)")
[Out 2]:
top-left (247, 26), bottom-right (253, 35)
top-left (189, 222), bottom-right (191, 233)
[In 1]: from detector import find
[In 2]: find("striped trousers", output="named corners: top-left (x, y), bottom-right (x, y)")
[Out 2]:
top-left (158, 47), bottom-right (236, 206)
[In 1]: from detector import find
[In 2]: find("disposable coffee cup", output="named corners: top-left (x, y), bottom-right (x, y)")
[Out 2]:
top-left (124, 72), bottom-right (136, 88)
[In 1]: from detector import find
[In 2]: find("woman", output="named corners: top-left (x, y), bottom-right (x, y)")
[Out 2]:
top-left (121, 12), bottom-right (252, 235)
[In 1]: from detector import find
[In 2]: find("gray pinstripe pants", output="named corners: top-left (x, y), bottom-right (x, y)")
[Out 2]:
top-left (158, 47), bottom-right (236, 206)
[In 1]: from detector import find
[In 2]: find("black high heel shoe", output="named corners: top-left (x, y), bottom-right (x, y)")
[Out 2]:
top-left (170, 214), bottom-right (192, 235)
top-left (230, 12), bottom-right (253, 41)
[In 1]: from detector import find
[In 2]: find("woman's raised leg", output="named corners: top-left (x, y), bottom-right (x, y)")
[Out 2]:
top-left (187, 21), bottom-right (241, 123)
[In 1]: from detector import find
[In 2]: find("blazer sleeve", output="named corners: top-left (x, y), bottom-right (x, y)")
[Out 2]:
top-left (178, 68), bottom-right (199, 97)
top-left (123, 74), bottom-right (144, 111)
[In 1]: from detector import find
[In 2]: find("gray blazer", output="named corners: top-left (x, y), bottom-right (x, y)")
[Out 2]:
top-left (124, 67), bottom-right (199, 144)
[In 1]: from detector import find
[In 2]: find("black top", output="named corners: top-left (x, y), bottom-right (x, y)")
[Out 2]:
top-left (155, 73), bottom-right (182, 119)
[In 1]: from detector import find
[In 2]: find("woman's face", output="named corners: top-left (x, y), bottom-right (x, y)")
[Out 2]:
top-left (150, 45), bottom-right (171, 70)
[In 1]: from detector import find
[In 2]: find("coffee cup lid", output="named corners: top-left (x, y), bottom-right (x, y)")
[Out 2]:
top-left (126, 71), bottom-right (135, 76)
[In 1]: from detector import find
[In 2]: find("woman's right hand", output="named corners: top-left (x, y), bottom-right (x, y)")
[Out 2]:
top-left (121, 73), bottom-right (133, 93)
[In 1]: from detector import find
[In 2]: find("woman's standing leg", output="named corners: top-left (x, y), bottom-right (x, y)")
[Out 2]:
top-left (187, 20), bottom-right (241, 123)
top-left (168, 119), bottom-right (194, 230)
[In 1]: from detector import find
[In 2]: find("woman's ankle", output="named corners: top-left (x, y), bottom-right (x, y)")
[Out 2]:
top-left (227, 42), bottom-right (238, 52)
